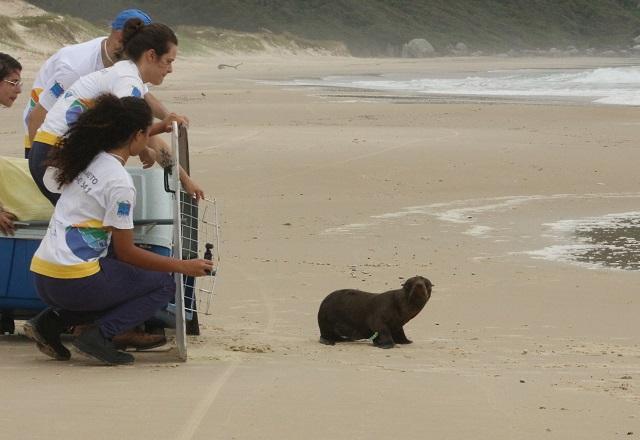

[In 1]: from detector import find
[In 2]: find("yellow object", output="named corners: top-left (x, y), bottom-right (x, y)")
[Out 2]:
top-left (0, 156), bottom-right (53, 221)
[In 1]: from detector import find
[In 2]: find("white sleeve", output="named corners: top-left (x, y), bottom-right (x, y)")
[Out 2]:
top-left (38, 62), bottom-right (79, 111)
top-left (43, 167), bottom-right (63, 194)
top-left (103, 185), bottom-right (136, 230)
top-left (112, 75), bottom-right (147, 99)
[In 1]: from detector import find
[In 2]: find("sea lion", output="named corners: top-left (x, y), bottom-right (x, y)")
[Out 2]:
top-left (317, 275), bottom-right (433, 349)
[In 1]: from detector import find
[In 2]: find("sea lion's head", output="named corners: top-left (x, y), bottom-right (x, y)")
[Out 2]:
top-left (402, 276), bottom-right (433, 303)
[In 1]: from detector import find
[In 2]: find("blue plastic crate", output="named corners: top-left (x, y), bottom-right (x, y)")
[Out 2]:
top-left (0, 232), bottom-right (47, 313)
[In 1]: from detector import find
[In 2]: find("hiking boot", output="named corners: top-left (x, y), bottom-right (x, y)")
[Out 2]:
top-left (72, 326), bottom-right (134, 365)
top-left (23, 308), bottom-right (71, 361)
top-left (113, 327), bottom-right (167, 351)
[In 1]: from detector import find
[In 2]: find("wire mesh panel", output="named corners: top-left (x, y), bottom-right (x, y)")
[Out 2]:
top-left (179, 190), bottom-right (220, 317)
top-left (169, 122), bottom-right (220, 361)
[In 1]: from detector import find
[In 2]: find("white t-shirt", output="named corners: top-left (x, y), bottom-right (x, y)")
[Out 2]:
top-left (35, 60), bottom-right (148, 146)
top-left (31, 152), bottom-right (136, 279)
top-left (22, 37), bottom-right (105, 144)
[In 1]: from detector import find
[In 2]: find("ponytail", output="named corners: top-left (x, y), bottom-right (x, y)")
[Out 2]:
top-left (121, 17), bottom-right (145, 44)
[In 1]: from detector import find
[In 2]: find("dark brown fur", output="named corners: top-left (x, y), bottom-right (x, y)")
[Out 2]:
top-left (317, 276), bottom-right (433, 349)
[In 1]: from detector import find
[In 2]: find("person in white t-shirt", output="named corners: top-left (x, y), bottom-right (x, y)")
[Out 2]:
top-left (29, 19), bottom-right (201, 205)
top-left (22, 9), bottom-right (156, 158)
top-left (24, 94), bottom-right (213, 365)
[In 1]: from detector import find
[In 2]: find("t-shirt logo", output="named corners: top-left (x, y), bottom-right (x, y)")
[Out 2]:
top-left (65, 226), bottom-right (108, 261)
top-left (50, 82), bottom-right (64, 98)
top-left (117, 201), bottom-right (131, 217)
top-left (131, 86), bottom-right (142, 98)
top-left (65, 98), bottom-right (93, 125)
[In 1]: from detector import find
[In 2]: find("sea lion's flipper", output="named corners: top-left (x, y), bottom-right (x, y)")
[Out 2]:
top-left (319, 336), bottom-right (336, 345)
top-left (392, 327), bottom-right (412, 344)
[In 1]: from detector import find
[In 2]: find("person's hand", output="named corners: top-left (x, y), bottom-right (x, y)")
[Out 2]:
top-left (173, 114), bottom-right (189, 128)
top-left (139, 146), bottom-right (157, 169)
top-left (0, 211), bottom-right (17, 236)
top-left (181, 174), bottom-right (205, 202)
top-left (180, 258), bottom-right (215, 277)
top-left (161, 113), bottom-right (190, 132)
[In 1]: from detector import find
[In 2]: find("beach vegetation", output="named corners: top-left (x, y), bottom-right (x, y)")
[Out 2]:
top-left (20, 0), bottom-right (640, 56)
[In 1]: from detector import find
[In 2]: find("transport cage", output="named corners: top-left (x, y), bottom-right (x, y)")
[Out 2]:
top-left (165, 122), bottom-right (220, 361)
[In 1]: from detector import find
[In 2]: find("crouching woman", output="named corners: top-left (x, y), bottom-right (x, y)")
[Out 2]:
top-left (28, 94), bottom-right (213, 365)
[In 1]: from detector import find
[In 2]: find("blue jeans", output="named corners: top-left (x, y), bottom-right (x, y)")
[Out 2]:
top-left (33, 257), bottom-right (175, 339)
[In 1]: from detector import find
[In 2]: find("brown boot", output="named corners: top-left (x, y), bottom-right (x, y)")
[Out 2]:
top-left (112, 328), bottom-right (167, 351)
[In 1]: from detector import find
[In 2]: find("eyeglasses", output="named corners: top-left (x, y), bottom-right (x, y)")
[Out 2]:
top-left (3, 79), bottom-right (22, 87)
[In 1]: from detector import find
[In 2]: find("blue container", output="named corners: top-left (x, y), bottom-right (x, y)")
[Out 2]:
top-left (0, 231), bottom-right (48, 315)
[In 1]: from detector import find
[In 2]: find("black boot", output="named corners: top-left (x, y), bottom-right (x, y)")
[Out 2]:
top-left (23, 308), bottom-right (71, 361)
top-left (72, 326), bottom-right (134, 365)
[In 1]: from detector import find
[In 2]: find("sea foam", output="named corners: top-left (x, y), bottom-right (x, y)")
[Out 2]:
top-left (276, 66), bottom-right (640, 106)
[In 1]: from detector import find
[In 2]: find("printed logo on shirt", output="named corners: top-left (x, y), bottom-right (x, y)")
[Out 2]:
top-left (49, 82), bottom-right (65, 98)
top-left (65, 226), bottom-right (108, 261)
top-left (131, 86), bottom-right (142, 98)
top-left (65, 98), bottom-right (93, 125)
top-left (29, 88), bottom-right (42, 108)
top-left (116, 201), bottom-right (132, 217)
top-left (25, 88), bottom-right (43, 124)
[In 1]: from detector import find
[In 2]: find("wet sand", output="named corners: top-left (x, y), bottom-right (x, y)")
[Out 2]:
top-left (1, 55), bottom-right (640, 439)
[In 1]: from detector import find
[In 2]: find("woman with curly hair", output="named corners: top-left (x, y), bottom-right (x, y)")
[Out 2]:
top-left (24, 94), bottom-right (213, 365)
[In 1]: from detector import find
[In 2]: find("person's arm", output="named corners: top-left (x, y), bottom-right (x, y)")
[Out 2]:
top-left (30, 62), bottom-right (78, 142)
top-left (111, 228), bottom-right (213, 276)
top-left (27, 104), bottom-right (48, 144)
top-left (179, 167), bottom-right (205, 201)
top-left (147, 136), bottom-right (205, 201)
top-left (149, 113), bottom-right (185, 136)
top-left (104, 185), bottom-right (211, 275)
top-left (145, 92), bottom-right (189, 126)
top-left (138, 146), bottom-right (156, 169)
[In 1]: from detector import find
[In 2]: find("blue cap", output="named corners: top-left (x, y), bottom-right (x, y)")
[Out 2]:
top-left (111, 9), bottom-right (152, 30)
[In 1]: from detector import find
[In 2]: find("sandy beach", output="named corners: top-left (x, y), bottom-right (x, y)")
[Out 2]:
top-left (2, 53), bottom-right (640, 439)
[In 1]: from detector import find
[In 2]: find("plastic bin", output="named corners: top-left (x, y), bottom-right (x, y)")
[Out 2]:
top-left (0, 227), bottom-right (49, 323)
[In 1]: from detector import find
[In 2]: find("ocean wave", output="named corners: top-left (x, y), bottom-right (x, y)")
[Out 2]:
top-left (281, 66), bottom-right (640, 105)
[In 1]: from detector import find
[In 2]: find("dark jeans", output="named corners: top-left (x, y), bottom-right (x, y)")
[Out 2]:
top-left (28, 141), bottom-right (59, 205)
top-left (33, 257), bottom-right (175, 339)
top-left (24, 147), bottom-right (30, 159)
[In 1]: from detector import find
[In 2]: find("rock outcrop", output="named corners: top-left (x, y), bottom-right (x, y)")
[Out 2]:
top-left (402, 38), bottom-right (435, 58)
